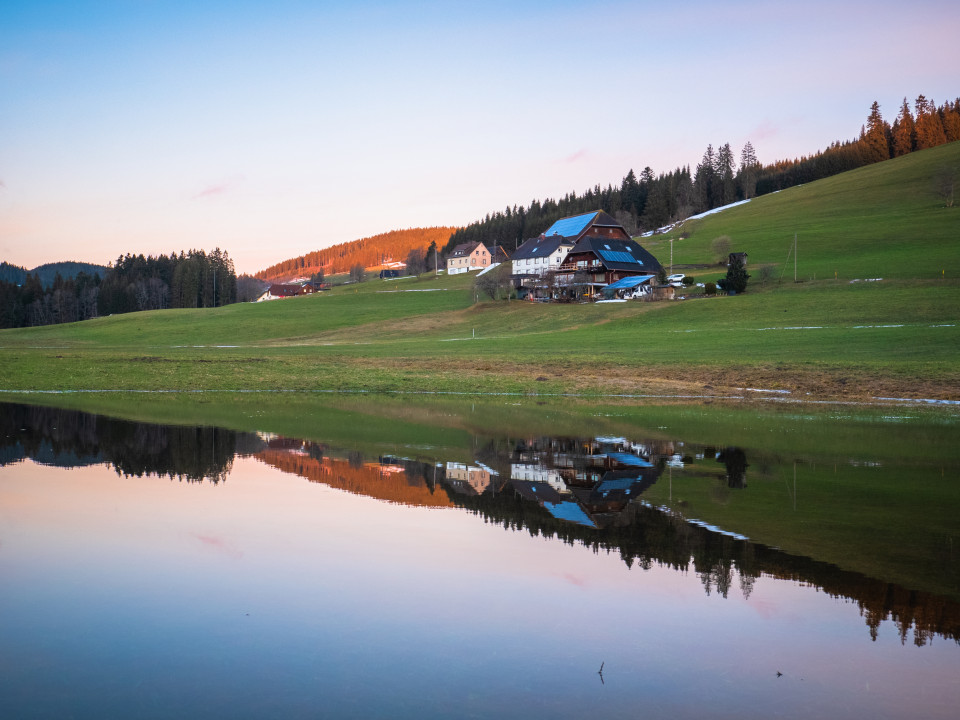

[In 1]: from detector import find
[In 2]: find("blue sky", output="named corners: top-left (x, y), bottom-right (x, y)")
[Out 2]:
top-left (1, 0), bottom-right (958, 274)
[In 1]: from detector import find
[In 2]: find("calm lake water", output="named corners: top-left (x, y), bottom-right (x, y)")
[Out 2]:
top-left (1, 399), bottom-right (958, 719)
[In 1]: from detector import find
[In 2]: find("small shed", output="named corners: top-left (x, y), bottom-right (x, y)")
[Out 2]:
top-left (728, 252), bottom-right (748, 267)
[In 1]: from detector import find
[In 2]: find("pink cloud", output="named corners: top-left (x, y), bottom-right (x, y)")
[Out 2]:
top-left (748, 597), bottom-right (782, 620)
top-left (193, 183), bottom-right (229, 199)
top-left (564, 149), bottom-right (587, 164)
top-left (749, 120), bottom-right (780, 142)
top-left (192, 533), bottom-right (243, 559)
top-left (191, 174), bottom-right (244, 200)
top-left (559, 572), bottom-right (587, 588)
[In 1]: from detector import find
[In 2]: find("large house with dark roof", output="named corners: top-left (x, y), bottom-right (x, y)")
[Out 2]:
top-left (556, 234), bottom-right (662, 290)
top-left (512, 210), bottom-right (662, 298)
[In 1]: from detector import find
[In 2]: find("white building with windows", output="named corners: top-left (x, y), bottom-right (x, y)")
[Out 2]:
top-left (446, 241), bottom-right (491, 275)
top-left (511, 235), bottom-right (575, 276)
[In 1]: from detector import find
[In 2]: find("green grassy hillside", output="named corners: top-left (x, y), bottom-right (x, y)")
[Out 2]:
top-left (646, 141), bottom-right (960, 281)
top-left (1, 144), bottom-right (958, 401)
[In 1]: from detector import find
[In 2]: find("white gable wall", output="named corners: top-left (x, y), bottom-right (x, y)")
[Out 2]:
top-left (512, 244), bottom-right (572, 275)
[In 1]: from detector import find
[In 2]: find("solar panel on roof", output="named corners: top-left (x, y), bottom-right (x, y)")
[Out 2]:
top-left (598, 249), bottom-right (639, 264)
top-left (544, 212), bottom-right (596, 238)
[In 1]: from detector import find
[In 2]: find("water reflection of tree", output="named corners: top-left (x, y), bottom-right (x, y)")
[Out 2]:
top-left (717, 447), bottom-right (748, 488)
top-left (447, 488), bottom-right (960, 646)
top-left (0, 403), bottom-right (245, 483)
top-left (5, 402), bottom-right (959, 648)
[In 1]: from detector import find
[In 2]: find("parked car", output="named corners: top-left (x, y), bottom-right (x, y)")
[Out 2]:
top-left (666, 273), bottom-right (685, 287)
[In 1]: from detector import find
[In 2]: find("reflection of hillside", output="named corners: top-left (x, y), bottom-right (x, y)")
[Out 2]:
top-left (255, 450), bottom-right (454, 508)
top-left (6, 401), bottom-right (958, 648)
top-left (0, 402), bottom-right (244, 483)
top-left (449, 491), bottom-right (960, 646)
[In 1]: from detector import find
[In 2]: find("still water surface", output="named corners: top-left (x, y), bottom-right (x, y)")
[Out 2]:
top-left (1, 401), bottom-right (958, 718)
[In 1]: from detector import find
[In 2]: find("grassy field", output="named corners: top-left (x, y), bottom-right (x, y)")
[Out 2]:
top-left (647, 140), bottom-right (960, 281)
top-left (1, 143), bottom-right (959, 400)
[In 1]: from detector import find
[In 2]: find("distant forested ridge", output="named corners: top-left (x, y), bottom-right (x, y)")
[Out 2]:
top-left (443, 95), bottom-right (960, 256)
top-left (0, 260), bottom-right (108, 287)
top-left (255, 227), bottom-right (455, 282)
top-left (0, 262), bottom-right (28, 284)
top-left (0, 249), bottom-right (237, 329)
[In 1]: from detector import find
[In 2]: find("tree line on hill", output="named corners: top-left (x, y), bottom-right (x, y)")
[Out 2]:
top-left (255, 227), bottom-right (454, 282)
top-left (0, 249), bottom-right (237, 329)
top-left (0, 260), bottom-right (109, 287)
top-left (442, 95), bottom-right (960, 257)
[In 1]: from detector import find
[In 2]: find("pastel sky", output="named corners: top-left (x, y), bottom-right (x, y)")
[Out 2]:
top-left (1, 1), bottom-right (958, 275)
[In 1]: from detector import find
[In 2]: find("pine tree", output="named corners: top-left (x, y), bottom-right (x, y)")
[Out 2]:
top-left (718, 254), bottom-right (749, 294)
top-left (717, 143), bottom-right (737, 204)
top-left (694, 145), bottom-right (717, 212)
top-left (861, 101), bottom-right (890, 163)
top-left (738, 141), bottom-right (759, 199)
top-left (942, 101), bottom-right (960, 142)
top-left (892, 97), bottom-right (915, 156)
top-left (915, 95), bottom-right (948, 149)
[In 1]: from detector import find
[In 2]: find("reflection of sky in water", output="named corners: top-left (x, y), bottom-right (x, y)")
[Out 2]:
top-left (2, 458), bottom-right (959, 719)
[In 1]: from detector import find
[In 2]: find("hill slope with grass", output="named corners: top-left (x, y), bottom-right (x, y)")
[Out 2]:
top-left (647, 141), bottom-right (960, 282)
top-left (1, 144), bottom-right (958, 402)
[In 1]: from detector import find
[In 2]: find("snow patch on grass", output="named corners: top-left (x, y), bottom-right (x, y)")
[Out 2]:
top-left (640, 198), bottom-right (753, 236)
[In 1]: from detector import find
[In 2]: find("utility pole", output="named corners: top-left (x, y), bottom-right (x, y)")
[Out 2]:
top-left (670, 238), bottom-right (674, 274)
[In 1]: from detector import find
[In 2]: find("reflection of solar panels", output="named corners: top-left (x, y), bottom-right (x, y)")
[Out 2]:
top-left (598, 249), bottom-right (639, 264)
top-left (605, 452), bottom-right (654, 468)
top-left (596, 476), bottom-right (642, 492)
top-left (544, 501), bottom-right (597, 528)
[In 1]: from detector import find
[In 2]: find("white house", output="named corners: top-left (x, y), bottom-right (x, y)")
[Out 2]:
top-left (446, 241), bottom-right (491, 275)
top-left (511, 235), bottom-right (575, 276)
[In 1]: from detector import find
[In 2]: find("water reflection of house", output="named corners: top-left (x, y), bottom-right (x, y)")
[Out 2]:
top-left (569, 469), bottom-right (659, 515)
top-left (510, 464), bottom-right (568, 493)
top-left (505, 436), bottom-right (663, 530)
top-left (444, 462), bottom-right (496, 496)
top-left (510, 479), bottom-right (565, 505)
top-left (262, 436), bottom-right (314, 454)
